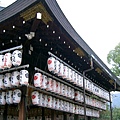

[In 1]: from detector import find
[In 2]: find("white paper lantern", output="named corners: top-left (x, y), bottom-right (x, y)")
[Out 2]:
top-left (58, 62), bottom-right (64, 77)
top-left (54, 59), bottom-right (60, 74)
top-left (52, 97), bottom-right (56, 109)
top-left (56, 81), bottom-right (60, 94)
top-left (68, 68), bottom-right (72, 81)
top-left (44, 95), bottom-right (48, 107)
top-left (47, 57), bottom-right (56, 73)
top-left (75, 91), bottom-right (80, 101)
top-left (56, 99), bottom-right (60, 110)
top-left (71, 70), bottom-right (75, 83)
top-left (66, 102), bottom-right (69, 112)
top-left (4, 52), bottom-right (12, 69)
top-left (46, 77), bottom-right (52, 91)
top-left (71, 88), bottom-right (75, 99)
top-left (64, 85), bottom-right (67, 97)
top-left (0, 92), bottom-right (6, 105)
top-left (6, 90), bottom-right (13, 104)
top-left (51, 80), bottom-right (56, 92)
top-left (67, 87), bottom-right (72, 98)
top-left (76, 73), bottom-right (79, 85)
top-left (20, 70), bottom-right (29, 85)
top-left (0, 55), bottom-right (4, 69)
top-left (59, 100), bottom-right (63, 111)
top-left (63, 66), bottom-right (68, 79)
top-left (0, 75), bottom-right (5, 89)
top-left (31, 91), bottom-right (40, 105)
top-left (42, 94), bottom-right (47, 107)
top-left (47, 96), bottom-right (52, 108)
top-left (12, 50), bottom-right (22, 66)
top-left (34, 73), bottom-right (42, 88)
top-left (41, 75), bottom-right (47, 89)
top-left (4, 73), bottom-right (12, 88)
top-left (13, 89), bottom-right (21, 103)
top-left (38, 92), bottom-right (43, 106)
top-left (79, 75), bottom-right (83, 87)
top-left (60, 83), bottom-right (64, 96)
top-left (11, 71), bottom-right (20, 87)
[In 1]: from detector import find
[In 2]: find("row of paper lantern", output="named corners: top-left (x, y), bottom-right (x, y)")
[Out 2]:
top-left (34, 72), bottom-right (106, 110)
top-left (33, 72), bottom-right (108, 108)
top-left (33, 72), bottom-right (106, 110)
top-left (92, 83), bottom-right (109, 101)
top-left (75, 90), bottom-right (106, 110)
top-left (85, 78), bottom-right (109, 101)
top-left (85, 95), bottom-right (106, 110)
top-left (34, 72), bottom-right (75, 99)
top-left (0, 50), bottom-right (22, 70)
top-left (47, 57), bottom-right (109, 101)
top-left (0, 70), bottom-right (29, 89)
top-left (86, 108), bottom-right (99, 118)
top-left (31, 91), bottom-right (75, 113)
top-left (47, 57), bottom-right (83, 87)
top-left (31, 91), bottom-right (99, 117)
top-left (0, 89), bottom-right (21, 105)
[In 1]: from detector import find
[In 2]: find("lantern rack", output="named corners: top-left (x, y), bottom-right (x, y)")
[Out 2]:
top-left (34, 67), bottom-right (82, 92)
top-left (0, 44), bottom-right (23, 54)
top-left (47, 53), bottom-right (110, 102)
top-left (0, 85), bottom-right (24, 92)
top-left (34, 67), bottom-right (107, 104)
top-left (0, 64), bottom-right (29, 73)
top-left (29, 85), bottom-right (103, 111)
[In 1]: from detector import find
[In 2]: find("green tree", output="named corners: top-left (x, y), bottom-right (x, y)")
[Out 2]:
top-left (91, 107), bottom-right (120, 120)
top-left (107, 42), bottom-right (120, 78)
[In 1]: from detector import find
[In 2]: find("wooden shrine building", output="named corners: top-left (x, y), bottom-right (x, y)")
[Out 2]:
top-left (0, 0), bottom-right (120, 120)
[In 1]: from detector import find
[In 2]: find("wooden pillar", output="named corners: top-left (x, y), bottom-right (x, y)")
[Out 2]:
top-left (74, 114), bottom-right (79, 120)
top-left (63, 113), bottom-right (68, 120)
top-left (18, 86), bottom-right (27, 120)
top-left (88, 116), bottom-right (91, 120)
top-left (51, 110), bottom-right (56, 120)
top-left (18, 96), bottom-right (27, 120)
top-left (109, 92), bottom-right (113, 120)
top-left (42, 107), bottom-right (45, 120)
top-left (3, 105), bottom-right (8, 120)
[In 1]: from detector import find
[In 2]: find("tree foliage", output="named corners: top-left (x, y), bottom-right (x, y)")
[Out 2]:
top-left (92, 106), bottom-right (120, 120)
top-left (107, 43), bottom-right (120, 77)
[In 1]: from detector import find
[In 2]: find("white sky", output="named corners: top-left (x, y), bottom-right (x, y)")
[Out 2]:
top-left (0, 0), bottom-right (120, 68)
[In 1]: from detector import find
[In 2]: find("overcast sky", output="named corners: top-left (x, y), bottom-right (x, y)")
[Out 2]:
top-left (0, 0), bottom-right (120, 68)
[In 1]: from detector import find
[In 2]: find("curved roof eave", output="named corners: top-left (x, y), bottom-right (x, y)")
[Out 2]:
top-left (0, 0), bottom-right (38, 23)
top-left (0, 0), bottom-right (120, 88)
top-left (44, 0), bottom-right (120, 87)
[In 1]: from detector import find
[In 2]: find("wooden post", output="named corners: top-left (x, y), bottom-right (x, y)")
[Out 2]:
top-left (74, 114), bottom-right (79, 120)
top-left (63, 113), bottom-right (68, 120)
top-left (18, 96), bottom-right (27, 120)
top-left (51, 110), bottom-right (56, 120)
top-left (3, 105), bottom-right (8, 120)
top-left (88, 116), bottom-right (91, 120)
top-left (18, 86), bottom-right (27, 120)
top-left (109, 92), bottom-right (113, 120)
top-left (42, 107), bottom-right (45, 120)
